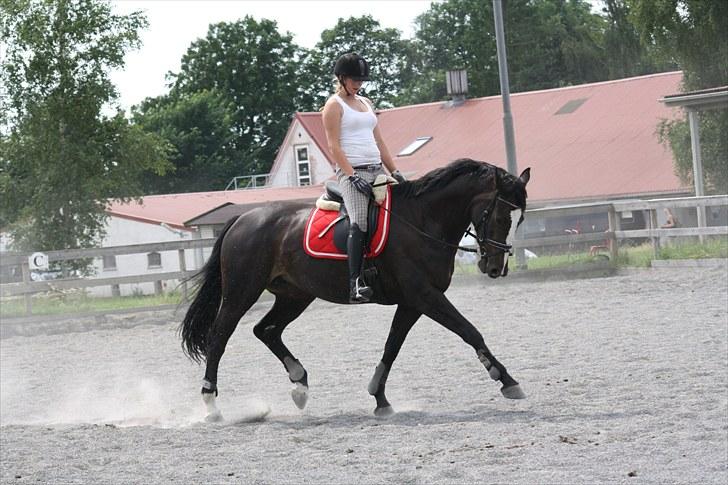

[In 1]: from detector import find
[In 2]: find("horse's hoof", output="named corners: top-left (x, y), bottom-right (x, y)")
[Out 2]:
top-left (291, 383), bottom-right (308, 410)
top-left (374, 406), bottom-right (395, 418)
top-left (205, 410), bottom-right (224, 422)
top-left (501, 384), bottom-right (526, 399)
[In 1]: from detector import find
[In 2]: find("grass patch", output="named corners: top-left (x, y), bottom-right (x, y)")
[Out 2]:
top-left (658, 237), bottom-right (728, 260)
top-left (520, 253), bottom-right (605, 271)
top-left (1, 291), bottom-right (183, 319)
top-left (616, 243), bottom-right (654, 268)
top-left (454, 237), bottom-right (727, 274)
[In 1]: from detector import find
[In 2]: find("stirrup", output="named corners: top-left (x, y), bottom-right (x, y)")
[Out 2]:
top-left (350, 276), bottom-right (373, 303)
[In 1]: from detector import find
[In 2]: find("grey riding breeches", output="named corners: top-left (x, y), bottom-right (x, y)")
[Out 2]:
top-left (336, 165), bottom-right (384, 232)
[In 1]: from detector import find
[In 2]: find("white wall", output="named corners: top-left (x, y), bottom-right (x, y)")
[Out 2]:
top-left (269, 121), bottom-right (335, 187)
top-left (90, 216), bottom-right (199, 297)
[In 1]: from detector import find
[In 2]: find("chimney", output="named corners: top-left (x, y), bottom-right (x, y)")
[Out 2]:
top-left (446, 69), bottom-right (468, 104)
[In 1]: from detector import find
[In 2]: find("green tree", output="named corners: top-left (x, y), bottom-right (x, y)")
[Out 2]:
top-left (169, 16), bottom-right (301, 176)
top-left (301, 15), bottom-right (415, 109)
top-left (410, 0), bottom-right (610, 103)
top-left (601, 0), bottom-right (673, 79)
top-left (630, 0), bottom-right (728, 193)
top-left (0, 0), bottom-right (171, 254)
top-left (132, 90), bottom-right (238, 193)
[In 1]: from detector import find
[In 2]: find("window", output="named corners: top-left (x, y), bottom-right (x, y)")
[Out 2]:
top-left (554, 98), bottom-right (587, 115)
top-left (296, 147), bottom-right (308, 161)
top-left (147, 252), bottom-right (162, 269)
top-left (295, 144), bottom-right (311, 186)
top-left (102, 255), bottom-right (117, 271)
top-left (398, 136), bottom-right (432, 156)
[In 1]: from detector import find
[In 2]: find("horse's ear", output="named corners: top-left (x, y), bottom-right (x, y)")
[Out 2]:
top-left (519, 167), bottom-right (531, 185)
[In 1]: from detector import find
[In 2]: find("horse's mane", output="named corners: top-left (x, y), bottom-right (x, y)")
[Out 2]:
top-left (393, 159), bottom-right (493, 198)
top-left (394, 158), bottom-right (527, 209)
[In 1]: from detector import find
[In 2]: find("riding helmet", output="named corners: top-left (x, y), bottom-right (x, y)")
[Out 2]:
top-left (333, 53), bottom-right (370, 81)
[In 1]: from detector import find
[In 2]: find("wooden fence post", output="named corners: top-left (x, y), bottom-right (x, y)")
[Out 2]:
top-left (178, 249), bottom-right (188, 301)
top-left (21, 262), bottom-right (32, 315)
top-left (607, 205), bottom-right (619, 262)
top-left (649, 209), bottom-right (660, 258)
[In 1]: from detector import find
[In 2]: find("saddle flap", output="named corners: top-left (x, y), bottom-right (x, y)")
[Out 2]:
top-left (325, 181), bottom-right (344, 203)
top-left (303, 185), bottom-right (392, 260)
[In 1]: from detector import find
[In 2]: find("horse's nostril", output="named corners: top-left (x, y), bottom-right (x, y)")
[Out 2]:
top-left (488, 269), bottom-right (500, 279)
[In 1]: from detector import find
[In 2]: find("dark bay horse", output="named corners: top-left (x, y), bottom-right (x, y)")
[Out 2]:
top-left (180, 159), bottom-right (530, 420)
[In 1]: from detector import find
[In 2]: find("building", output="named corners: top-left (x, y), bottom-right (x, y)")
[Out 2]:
top-left (270, 71), bottom-right (688, 205)
top-left (96, 185), bottom-right (324, 296)
top-left (267, 71), bottom-right (693, 242)
top-left (3, 71), bottom-right (691, 295)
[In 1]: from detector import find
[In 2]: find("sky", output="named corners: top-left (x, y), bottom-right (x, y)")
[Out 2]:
top-left (109, 0), bottom-right (435, 110)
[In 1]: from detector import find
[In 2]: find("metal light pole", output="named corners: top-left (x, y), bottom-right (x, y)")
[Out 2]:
top-left (492, 0), bottom-right (517, 176)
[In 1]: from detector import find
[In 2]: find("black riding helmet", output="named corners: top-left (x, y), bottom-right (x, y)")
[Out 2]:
top-left (334, 53), bottom-right (370, 81)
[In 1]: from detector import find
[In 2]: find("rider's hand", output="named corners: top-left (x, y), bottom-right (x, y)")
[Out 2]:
top-left (349, 174), bottom-right (373, 198)
top-left (391, 170), bottom-right (406, 184)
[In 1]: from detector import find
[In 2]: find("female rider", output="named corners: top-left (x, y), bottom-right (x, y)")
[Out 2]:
top-left (322, 53), bottom-right (406, 303)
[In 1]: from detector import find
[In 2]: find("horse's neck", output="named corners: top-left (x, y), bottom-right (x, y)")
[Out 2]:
top-left (417, 185), bottom-right (479, 243)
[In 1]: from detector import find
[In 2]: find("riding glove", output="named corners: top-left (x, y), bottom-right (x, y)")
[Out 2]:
top-left (391, 170), bottom-right (406, 184)
top-left (349, 174), bottom-right (373, 198)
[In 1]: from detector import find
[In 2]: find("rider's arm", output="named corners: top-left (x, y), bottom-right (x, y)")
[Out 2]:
top-left (322, 98), bottom-right (355, 177)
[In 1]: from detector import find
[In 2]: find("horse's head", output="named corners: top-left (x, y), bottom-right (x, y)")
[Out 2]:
top-left (471, 167), bottom-right (530, 278)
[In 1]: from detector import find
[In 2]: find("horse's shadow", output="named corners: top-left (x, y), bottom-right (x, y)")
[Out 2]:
top-left (248, 406), bottom-right (539, 431)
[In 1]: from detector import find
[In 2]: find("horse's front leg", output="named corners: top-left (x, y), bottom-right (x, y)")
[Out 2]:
top-left (368, 305), bottom-right (421, 417)
top-left (414, 286), bottom-right (525, 400)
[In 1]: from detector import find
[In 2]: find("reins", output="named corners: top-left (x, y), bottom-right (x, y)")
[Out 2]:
top-left (371, 181), bottom-right (520, 255)
top-left (377, 202), bottom-right (479, 253)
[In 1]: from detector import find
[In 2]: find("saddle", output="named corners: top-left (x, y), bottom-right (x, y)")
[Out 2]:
top-left (303, 175), bottom-right (394, 260)
top-left (320, 181), bottom-right (380, 251)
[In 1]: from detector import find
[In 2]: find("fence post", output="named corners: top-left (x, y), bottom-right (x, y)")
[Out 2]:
top-left (649, 209), bottom-right (660, 258)
top-left (178, 249), bottom-right (188, 301)
top-left (21, 262), bottom-right (32, 315)
top-left (607, 205), bottom-right (619, 262)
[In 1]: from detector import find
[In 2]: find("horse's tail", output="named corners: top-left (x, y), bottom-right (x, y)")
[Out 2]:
top-left (179, 216), bottom-right (237, 363)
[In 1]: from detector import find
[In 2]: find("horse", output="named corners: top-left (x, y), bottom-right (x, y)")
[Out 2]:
top-left (180, 158), bottom-right (530, 420)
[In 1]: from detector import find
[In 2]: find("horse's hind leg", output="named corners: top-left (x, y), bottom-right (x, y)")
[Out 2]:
top-left (202, 287), bottom-right (266, 421)
top-left (368, 305), bottom-right (421, 417)
top-left (253, 295), bottom-right (315, 410)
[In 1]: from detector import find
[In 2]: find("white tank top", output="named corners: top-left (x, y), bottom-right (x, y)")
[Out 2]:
top-left (334, 94), bottom-right (381, 167)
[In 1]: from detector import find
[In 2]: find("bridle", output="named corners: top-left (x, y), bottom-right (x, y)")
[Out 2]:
top-left (466, 195), bottom-right (523, 259)
top-left (374, 180), bottom-right (523, 258)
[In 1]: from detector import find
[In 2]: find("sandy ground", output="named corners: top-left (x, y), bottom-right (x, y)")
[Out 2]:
top-left (1, 267), bottom-right (726, 484)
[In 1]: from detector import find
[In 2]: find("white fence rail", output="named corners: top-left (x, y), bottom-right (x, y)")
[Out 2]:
top-left (1, 195), bottom-right (726, 316)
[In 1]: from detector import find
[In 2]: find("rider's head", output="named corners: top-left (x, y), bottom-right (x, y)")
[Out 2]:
top-left (334, 53), bottom-right (370, 96)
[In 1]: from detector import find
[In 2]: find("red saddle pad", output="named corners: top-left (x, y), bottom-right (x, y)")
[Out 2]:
top-left (303, 186), bottom-right (392, 260)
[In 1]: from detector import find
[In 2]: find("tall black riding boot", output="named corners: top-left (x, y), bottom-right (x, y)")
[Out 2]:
top-left (348, 223), bottom-right (373, 303)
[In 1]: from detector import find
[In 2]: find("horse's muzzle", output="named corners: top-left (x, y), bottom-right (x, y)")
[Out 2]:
top-left (479, 256), bottom-right (509, 278)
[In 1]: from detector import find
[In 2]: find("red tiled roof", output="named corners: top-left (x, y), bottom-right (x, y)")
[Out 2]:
top-left (109, 72), bottom-right (687, 228)
top-left (299, 71), bottom-right (687, 203)
top-left (107, 185), bottom-right (325, 229)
